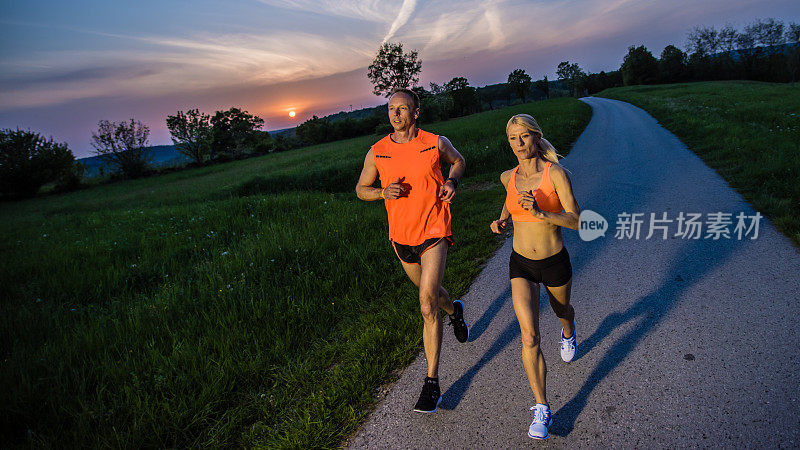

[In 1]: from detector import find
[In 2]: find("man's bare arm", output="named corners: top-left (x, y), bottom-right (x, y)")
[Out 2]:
top-left (438, 136), bottom-right (466, 202)
top-left (355, 149), bottom-right (407, 201)
top-left (355, 149), bottom-right (382, 201)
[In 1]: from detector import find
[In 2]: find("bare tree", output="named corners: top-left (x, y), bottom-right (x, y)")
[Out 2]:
top-left (91, 118), bottom-right (152, 178)
top-left (686, 26), bottom-right (719, 55)
top-left (787, 22), bottom-right (800, 84)
top-left (718, 24), bottom-right (739, 53)
top-left (787, 22), bottom-right (800, 43)
top-left (746, 18), bottom-right (786, 52)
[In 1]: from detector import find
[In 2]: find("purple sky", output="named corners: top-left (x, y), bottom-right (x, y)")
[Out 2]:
top-left (1, 0), bottom-right (798, 158)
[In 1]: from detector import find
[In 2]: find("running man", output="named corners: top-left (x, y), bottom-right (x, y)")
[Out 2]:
top-left (355, 88), bottom-right (469, 413)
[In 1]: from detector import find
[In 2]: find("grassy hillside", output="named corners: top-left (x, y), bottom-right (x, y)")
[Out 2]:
top-left (0, 98), bottom-right (591, 447)
top-left (597, 81), bottom-right (800, 246)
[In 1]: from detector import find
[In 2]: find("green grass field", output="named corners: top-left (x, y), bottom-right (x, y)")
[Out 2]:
top-left (597, 81), bottom-right (800, 246)
top-left (0, 99), bottom-right (591, 447)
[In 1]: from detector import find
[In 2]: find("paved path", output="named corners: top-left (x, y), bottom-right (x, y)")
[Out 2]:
top-left (348, 97), bottom-right (800, 448)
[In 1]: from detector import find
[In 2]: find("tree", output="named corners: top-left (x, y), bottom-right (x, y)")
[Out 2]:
top-left (583, 70), bottom-right (622, 94)
top-left (411, 86), bottom-right (431, 101)
top-left (620, 45), bottom-right (659, 85)
top-left (735, 29), bottom-right (760, 77)
top-left (421, 82), bottom-right (455, 122)
top-left (507, 69), bottom-right (532, 103)
top-left (659, 45), bottom-right (688, 83)
top-left (787, 22), bottom-right (800, 43)
top-left (786, 22), bottom-right (800, 84)
top-left (295, 115), bottom-right (331, 145)
top-left (0, 129), bottom-right (77, 197)
top-left (209, 107), bottom-right (265, 158)
top-left (166, 109), bottom-right (212, 164)
top-left (719, 24), bottom-right (739, 53)
top-left (686, 25), bottom-right (720, 56)
top-left (748, 18), bottom-right (785, 51)
top-left (91, 118), bottom-right (152, 178)
top-left (535, 75), bottom-right (550, 99)
top-left (556, 61), bottom-right (586, 96)
top-left (367, 42), bottom-right (422, 97)
top-left (444, 77), bottom-right (478, 116)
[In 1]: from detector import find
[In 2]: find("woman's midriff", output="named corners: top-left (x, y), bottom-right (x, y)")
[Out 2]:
top-left (512, 221), bottom-right (564, 260)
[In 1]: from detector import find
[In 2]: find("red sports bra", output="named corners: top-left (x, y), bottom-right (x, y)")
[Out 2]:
top-left (505, 162), bottom-right (563, 223)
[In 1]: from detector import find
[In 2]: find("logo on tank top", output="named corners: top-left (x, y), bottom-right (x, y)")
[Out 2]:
top-left (419, 146), bottom-right (436, 153)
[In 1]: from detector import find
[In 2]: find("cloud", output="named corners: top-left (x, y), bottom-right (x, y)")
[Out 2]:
top-left (0, 29), bottom-right (377, 110)
top-left (255, 0), bottom-right (394, 22)
top-left (0, 65), bottom-right (159, 88)
top-left (383, 0), bottom-right (418, 42)
top-left (483, 0), bottom-right (506, 50)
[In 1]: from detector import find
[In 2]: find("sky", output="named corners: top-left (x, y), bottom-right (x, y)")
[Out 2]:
top-left (1, 0), bottom-right (799, 158)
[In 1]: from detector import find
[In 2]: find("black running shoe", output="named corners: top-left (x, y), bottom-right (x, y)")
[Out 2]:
top-left (448, 300), bottom-right (470, 343)
top-left (413, 377), bottom-right (441, 413)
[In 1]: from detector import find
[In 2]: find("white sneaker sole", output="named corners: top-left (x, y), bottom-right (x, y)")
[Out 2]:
top-left (413, 395), bottom-right (442, 413)
top-left (528, 414), bottom-right (553, 439)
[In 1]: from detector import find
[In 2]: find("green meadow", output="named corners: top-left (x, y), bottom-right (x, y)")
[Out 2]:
top-left (598, 81), bottom-right (800, 246)
top-left (1, 99), bottom-right (591, 447)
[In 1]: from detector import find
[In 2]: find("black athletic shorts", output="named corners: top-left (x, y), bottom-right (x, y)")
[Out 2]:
top-left (509, 246), bottom-right (572, 287)
top-left (392, 236), bottom-right (453, 265)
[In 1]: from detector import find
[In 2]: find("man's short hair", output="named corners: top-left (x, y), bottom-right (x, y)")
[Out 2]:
top-left (389, 88), bottom-right (420, 111)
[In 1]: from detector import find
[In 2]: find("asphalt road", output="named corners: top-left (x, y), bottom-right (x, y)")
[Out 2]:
top-left (347, 97), bottom-right (800, 448)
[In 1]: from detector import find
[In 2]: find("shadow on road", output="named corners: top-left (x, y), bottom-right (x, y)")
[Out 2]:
top-left (467, 285), bottom-right (511, 342)
top-left (550, 235), bottom-right (742, 436)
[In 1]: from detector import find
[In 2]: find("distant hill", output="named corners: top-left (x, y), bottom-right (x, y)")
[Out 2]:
top-left (77, 78), bottom-right (562, 178)
top-left (719, 41), bottom-right (799, 61)
top-left (270, 127), bottom-right (296, 137)
top-left (79, 144), bottom-right (190, 178)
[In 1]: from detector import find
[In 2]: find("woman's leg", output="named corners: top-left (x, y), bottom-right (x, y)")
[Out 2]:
top-left (511, 277), bottom-right (547, 405)
top-left (545, 278), bottom-right (574, 338)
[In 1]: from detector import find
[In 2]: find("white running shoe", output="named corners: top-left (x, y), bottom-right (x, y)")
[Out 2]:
top-left (528, 403), bottom-right (553, 440)
top-left (560, 321), bottom-right (576, 362)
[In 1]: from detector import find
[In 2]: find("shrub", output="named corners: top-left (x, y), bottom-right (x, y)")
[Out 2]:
top-left (0, 128), bottom-right (77, 198)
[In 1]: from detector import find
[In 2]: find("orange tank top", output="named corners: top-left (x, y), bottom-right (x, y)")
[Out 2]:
top-left (372, 129), bottom-right (451, 246)
top-left (505, 162), bottom-right (563, 223)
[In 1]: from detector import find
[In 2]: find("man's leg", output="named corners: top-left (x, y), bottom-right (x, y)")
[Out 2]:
top-left (399, 259), bottom-right (454, 315)
top-left (417, 239), bottom-right (449, 378)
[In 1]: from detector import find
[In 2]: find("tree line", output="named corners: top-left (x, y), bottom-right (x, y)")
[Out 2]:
top-left (557, 18), bottom-right (800, 96)
top-left (0, 106), bottom-right (273, 198)
top-left (2, 17), bottom-right (797, 199)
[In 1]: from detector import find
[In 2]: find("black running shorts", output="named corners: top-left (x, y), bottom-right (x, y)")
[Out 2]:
top-left (392, 236), bottom-right (453, 265)
top-left (509, 246), bottom-right (572, 287)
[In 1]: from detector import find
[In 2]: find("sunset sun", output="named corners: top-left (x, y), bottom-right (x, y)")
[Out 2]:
top-left (288, 111), bottom-right (296, 117)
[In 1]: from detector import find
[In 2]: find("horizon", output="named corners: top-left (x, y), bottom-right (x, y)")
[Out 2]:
top-left (1, 0), bottom-right (799, 158)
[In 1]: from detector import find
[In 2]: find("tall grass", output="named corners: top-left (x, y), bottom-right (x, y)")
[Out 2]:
top-left (1, 98), bottom-right (591, 447)
top-left (597, 81), bottom-right (800, 246)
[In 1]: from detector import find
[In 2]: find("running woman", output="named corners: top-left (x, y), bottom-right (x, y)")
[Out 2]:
top-left (490, 114), bottom-right (580, 439)
top-left (355, 88), bottom-right (469, 413)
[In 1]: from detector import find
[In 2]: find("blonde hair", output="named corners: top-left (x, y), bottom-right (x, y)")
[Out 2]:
top-left (506, 114), bottom-right (563, 166)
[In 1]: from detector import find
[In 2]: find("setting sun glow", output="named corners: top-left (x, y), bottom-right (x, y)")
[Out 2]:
top-left (288, 111), bottom-right (296, 117)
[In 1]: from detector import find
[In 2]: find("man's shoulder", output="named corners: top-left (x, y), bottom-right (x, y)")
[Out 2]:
top-left (371, 134), bottom-right (393, 153)
top-left (417, 129), bottom-right (440, 146)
